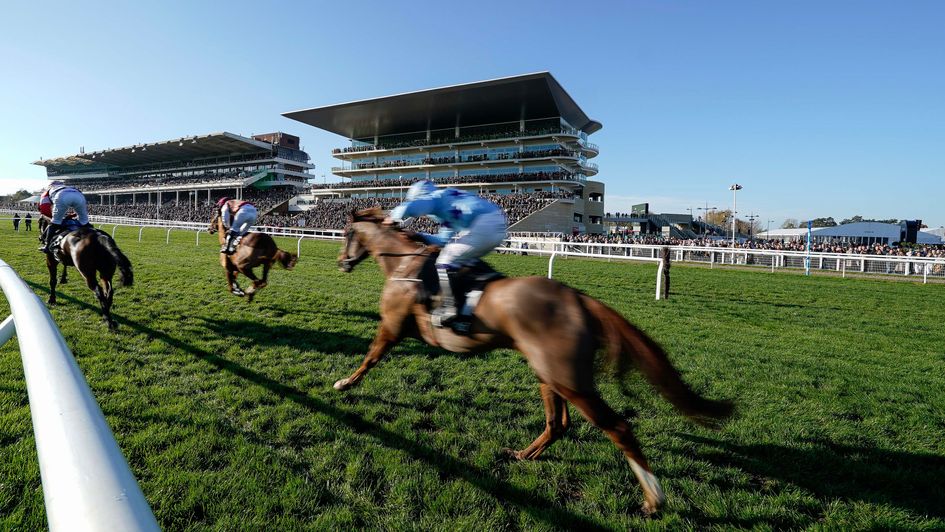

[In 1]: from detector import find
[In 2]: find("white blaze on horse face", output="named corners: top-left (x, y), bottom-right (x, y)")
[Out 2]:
top-left (628, 457), bottom-right (666, 508)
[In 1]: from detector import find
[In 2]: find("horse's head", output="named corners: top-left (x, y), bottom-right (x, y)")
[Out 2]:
top-left (337, 208), bottom-right (385, 272)
top-left (208, 212), bottom-right (220, 234)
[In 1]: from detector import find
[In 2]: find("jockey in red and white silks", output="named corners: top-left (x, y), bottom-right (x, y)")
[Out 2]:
top-left (38, 181), bottom-right (91, 253)
top-left (216, 197), bottom-right (258, 254)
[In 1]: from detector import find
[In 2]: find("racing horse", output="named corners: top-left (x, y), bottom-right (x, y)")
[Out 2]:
top-left (208, 214), bottom-right (297, 302)
top-left (336, 208), bottom-right (733, 515)
top-left (42, 217), bottom-right (133, 330)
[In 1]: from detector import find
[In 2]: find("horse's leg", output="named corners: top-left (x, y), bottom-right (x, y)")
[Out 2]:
top-left (555, 387), bottom-right (666, 515)
top-left (46, 255), bottom-right (58, 305)
top-left (238, 264), bottom-right (261, 302)
top-left (258, 261), bottom-right (271, 290)
top-left (99, 277), bottom-right (116, 329)
top-left (80, 265), bottom-right (110, 325)
top-left (222, 257), bottom-right (243, 296)
top-left (333, 324), bottom-right (399, 391)
top-left (505, 383), bottom-right (570, 460)
top-left (59, 265), bottom-right (68, 285)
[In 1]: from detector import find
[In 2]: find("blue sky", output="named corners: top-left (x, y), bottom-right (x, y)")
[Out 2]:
top-left (1, 1), bottom-right (942, 227)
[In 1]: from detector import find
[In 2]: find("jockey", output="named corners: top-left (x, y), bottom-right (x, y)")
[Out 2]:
top-left (38, 181), bottom-right (92, 253)
top-left (385, 180), bottom-right (507, 329)
top-left (216, 197), bottom-right (258, 254)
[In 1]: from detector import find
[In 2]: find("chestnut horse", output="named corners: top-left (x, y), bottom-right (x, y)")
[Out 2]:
top-left (208, 215), bottom-right (297, 302)
top-left (336, 208), bottom-right (733, 515)
top-left (42, 220), bottom-right (133, 329)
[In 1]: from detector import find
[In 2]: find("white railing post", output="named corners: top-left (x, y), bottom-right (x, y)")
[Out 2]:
top-left (137, 226), bottom-right (145, 242)
top-left (111, 224), bottom-right (118, 237)
top-left (297, 236), bottom-right (304, 257)
top-left (196, 230), bottom-right (200, 246)
top-left (166, 228), bottom-right (172, 244)
top-left (0, 259), bottom-right (159, 531)
top-left (548, 252), bottom-right (557, 279)
top-left (0, 315), bottom-right (14, 347)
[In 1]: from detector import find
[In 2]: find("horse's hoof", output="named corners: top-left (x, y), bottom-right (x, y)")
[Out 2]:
top-left (500, 448), bottom-right (524, 461)
top-left (231, 289), bottom-right (245, 297)
top-left (641, 500), bottom-right (661, 516)
top-left (333, 378), bottom-right (351, 391)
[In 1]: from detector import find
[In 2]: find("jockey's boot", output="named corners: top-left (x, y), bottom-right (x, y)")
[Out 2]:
top-left (221, 231), bottom-right (237, 254)
top-left (432, 267), bottom-right (461, 329)
top-left (38, 223), bottom-right (62, 253)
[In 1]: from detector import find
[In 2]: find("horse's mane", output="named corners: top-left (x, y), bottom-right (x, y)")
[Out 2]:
top-left (352, 207), bottom-right (431, 248)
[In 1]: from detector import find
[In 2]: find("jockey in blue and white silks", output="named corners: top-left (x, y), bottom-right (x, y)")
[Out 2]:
top-left (38, 181), bottom-right (92, 253)
top-left (216, 197), bottom-right (258, 254)
top-left (387, 180), bottom-right (507, 328)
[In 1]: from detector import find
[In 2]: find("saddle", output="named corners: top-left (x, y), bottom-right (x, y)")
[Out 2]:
top-left (49, 222), bottom-right (96, 263)
top-left (416, 254), bottom-right (504, 316)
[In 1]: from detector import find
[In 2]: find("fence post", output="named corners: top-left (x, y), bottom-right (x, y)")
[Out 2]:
top-left (923, 263), bottom-right (928, 284)
top-left (166, 228), bottom-right (172, 244)
top-left (111, 224), bottom-right (118, 237)
top-left (137, 226), bottom-right (144, 242)
top-left (196, 231), bottom-right (200, 246)
top-left (297, 236), bottom-right (304, 257)
top-left (655, 247), bottom-right (671, 300)
top-left (0, 315), bottom-right (14, 347)
top-left (547, 252), bottom-right (557, 279)
top-left (842, 259), bottom-right (846, 278)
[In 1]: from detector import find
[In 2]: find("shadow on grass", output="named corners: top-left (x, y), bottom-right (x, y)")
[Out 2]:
top-left (31, 284), bottom-right (612, 530)
top-left (196, 317), bottom-right (371, 355)
top-left (677, 433), bottom-right (945, 521)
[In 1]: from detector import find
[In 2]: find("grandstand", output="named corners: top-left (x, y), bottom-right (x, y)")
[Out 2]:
top-left (33, 132), bottom-right (313, 218)
top-left (283, 72), bottom-right (606, 234)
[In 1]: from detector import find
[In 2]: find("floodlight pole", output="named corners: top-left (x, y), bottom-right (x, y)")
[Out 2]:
top-left (729, 184), bottom-right (742, 246)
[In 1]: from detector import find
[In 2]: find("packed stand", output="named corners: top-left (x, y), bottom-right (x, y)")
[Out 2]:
top-left (311, 171), bottom-right (579, 190)
top-left (332, 125), bottom-right (585, 154)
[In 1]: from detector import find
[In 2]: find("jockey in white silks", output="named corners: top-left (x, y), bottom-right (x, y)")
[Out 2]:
top-left (386, 180), bottom-right (507, 329)
top-left (38, 181), bottom-right (92, 253)
top-left (216, 197), bottom-right (258, 254)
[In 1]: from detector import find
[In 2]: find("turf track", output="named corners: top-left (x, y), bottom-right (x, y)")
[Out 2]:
top-left (1, 227), bottom-right (943, 530)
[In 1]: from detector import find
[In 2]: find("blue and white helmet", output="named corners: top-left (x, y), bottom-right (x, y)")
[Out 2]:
top-left (405, 180), bottom-right (437, 200)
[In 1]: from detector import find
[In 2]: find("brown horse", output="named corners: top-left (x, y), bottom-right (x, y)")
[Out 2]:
top-left (336, 208), bottom-right (733, 515)
top-left (208, 215), bottom-right (297, 302)
top-left (43, 219), bottom-right (133, 329)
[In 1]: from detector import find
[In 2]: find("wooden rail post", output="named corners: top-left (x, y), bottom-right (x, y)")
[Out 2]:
top-left (655, 246), bottom-right (671, 300)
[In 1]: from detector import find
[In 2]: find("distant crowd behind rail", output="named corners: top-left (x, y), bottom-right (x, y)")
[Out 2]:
top-left (562, 233), bottom-right (945, 257)
top-left (5, 195), bottom-right (942, 257)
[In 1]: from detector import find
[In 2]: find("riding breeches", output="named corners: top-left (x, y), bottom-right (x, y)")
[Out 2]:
top-left (436, 210), bottom-right (507, 268)
top-left (228, 205), bottom-right (258, 235)
top-left (50, 189), bottom-right (89, 225)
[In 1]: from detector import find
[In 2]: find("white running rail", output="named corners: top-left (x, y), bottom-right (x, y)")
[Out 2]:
top-left (0, 259), bottom-right (159, 531)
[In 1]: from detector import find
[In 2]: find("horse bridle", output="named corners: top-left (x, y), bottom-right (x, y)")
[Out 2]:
top-left (339, 225), bottom-right (432, 273)
top-left (339, 227), bottom-right (370, 271)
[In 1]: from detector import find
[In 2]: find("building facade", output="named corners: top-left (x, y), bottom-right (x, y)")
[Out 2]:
top-left (284, 72), bottom-right (606, 233)
top-left (34, 132), bottom-right (313, 210)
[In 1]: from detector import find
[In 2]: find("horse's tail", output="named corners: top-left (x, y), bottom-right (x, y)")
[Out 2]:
top-left (274, 249), bottom-right (298, 270)
top-left (97, 233), bottom-right (134, 287)
top-left (581, 294), bottom-right (733, 427)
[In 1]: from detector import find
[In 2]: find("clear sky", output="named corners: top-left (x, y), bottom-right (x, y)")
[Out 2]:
top-left (1, 0), bottom-right (942, 227)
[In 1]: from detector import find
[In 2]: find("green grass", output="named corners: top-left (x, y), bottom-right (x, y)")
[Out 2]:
top-left (1, 227), bottom-right (943, 530)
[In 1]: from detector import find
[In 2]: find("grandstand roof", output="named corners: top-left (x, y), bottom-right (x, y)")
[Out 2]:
top-left (283, 72), bottom-right (602, 139)
top-left (34, 132), bottom-right (274, 171)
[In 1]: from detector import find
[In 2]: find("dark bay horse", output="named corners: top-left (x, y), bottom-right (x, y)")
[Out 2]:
top-left (208, 215), bottom-right (297, 302)
top-left (336, 208), bottom-right (733, 515)
top-left (43, 220), bottom-right (133, 329)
